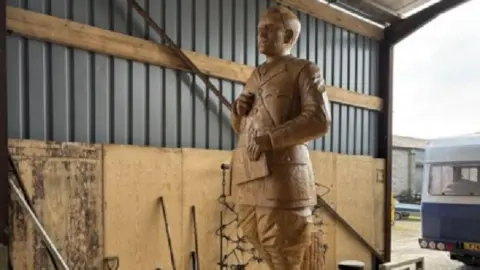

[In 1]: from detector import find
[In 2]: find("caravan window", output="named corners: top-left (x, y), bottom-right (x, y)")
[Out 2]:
top-left (428, 164), bottom-right (480, 196)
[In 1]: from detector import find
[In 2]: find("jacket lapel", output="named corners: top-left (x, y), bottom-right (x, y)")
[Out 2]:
top-left (257, 62), bottom-right (287, 89)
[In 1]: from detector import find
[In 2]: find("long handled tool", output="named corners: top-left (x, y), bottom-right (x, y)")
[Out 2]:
top-left (219, 211), bottom-right (223, 270)
top-left (8, 154), bottom-right (69, 270)
top-left (159, 196), bottom-right (176, 270)
top-left (190, 206), bottom-right (200, 270)
top-left (190, 251), bottom-right (196, 270)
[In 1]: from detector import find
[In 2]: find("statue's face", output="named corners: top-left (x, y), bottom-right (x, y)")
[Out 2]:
top-left (257, 14), bottom-right (289, 56)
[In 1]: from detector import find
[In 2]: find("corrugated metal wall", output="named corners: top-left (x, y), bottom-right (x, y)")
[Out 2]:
top-left (7, 0), bottom-right (380, 155)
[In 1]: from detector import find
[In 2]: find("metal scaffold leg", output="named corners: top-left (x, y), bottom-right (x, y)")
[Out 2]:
top-left (215, 163), bottom-right (262, 269)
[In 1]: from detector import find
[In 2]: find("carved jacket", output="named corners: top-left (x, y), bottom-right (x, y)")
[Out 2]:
top-left (230, 54), bottom-right (331, 208)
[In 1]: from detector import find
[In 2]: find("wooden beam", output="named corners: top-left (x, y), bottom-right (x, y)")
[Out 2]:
top-left (6, 6), bottom-right (383, 111)
top-left (276, 0), bottom-right (384, 40)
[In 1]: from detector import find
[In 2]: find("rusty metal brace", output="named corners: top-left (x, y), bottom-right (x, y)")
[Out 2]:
top-left (128, 0), bottom-right (232, 111)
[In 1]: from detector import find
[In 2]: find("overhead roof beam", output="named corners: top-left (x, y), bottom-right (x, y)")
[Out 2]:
top-left (333, 0), bottom-right (400, 25)
top-left (275, 0), bottom-right (384, 40)
top-left (387, 0), bottom-right (473, 45)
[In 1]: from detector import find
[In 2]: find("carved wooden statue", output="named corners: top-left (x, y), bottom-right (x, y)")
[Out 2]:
top-left (230, 5), bottom-right (331, 270)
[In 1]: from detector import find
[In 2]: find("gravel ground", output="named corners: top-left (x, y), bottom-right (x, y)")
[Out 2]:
top-left (392, 220), bottom-right (479, 270)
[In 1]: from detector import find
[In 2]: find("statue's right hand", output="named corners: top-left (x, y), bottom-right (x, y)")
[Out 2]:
top-left (235, 92), bottom-right (255, 116)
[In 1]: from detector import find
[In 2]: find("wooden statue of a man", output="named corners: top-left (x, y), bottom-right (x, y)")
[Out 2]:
top-left (229, 5), bottom-right (331, 270)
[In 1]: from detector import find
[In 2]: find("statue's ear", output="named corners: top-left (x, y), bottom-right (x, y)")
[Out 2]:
top-left (284, 29), bottom-right (294, 44)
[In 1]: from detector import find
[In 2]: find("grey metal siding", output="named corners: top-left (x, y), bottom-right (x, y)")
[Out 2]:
top-left (7, 0), bottom-right (380, 155)
top-left (414, 149), bottom-right (425, 164)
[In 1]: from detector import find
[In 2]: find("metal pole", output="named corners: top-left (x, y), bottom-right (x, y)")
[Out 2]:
top-left (9, 178), bottom-right (70, 270)
top-left (159, 196), bottom-right (176, 270)
top-left (219, 211), bottom-right (223, 270)
top-left (191, 206), bottom-right (200, 270)
top-left (9, 155), bottom-right (60, 269)
top-left (0, 0), bottom-right (8, 268)
top-left (377, 27), bottom-right (394, 264)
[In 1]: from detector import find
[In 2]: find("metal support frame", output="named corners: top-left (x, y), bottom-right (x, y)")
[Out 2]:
top-left (0, 0), bottom-right (9, 268)
top-left (389, 0), bottom-right (473, 45)
top-left (376, 25), bottom-right (394, 267)
top-left (375, 1), bottom-right (474, 266)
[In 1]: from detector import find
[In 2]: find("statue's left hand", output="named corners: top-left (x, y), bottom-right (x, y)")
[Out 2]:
top-left (247, 135), bottom-right (272, 161)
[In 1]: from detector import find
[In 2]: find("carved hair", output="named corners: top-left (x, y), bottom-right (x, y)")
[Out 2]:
top-left (264, 6), bottom-right (301, 44)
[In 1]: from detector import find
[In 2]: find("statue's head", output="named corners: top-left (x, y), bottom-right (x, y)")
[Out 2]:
top-left (257, 6), bottom-right (301, 57)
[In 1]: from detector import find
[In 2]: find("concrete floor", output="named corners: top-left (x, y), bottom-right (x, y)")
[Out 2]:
top-left (392, 220), bottom-right (479, 269)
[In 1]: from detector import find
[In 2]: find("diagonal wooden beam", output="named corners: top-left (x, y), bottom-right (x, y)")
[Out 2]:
top-left (6, 6), bottom-right (383, 111)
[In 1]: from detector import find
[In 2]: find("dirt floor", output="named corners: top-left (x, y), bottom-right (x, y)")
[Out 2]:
top-left (392, 220), bottom-right (479, 270)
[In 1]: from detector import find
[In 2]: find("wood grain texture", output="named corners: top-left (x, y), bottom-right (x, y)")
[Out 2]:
top-left (8, 139), bottom-right (385, 269)
top-left (6, 6), bottom-right (383, 112)
top-left (374, 158), bottom-right (386, 253)
top-left (221, 151), bottom-right (385, 269)
top-left (181, 149), bottom-right (233, 270)
top-left (102, 144), bottom-right (183, 270)
top-left (9, 139), bottom-right (103, 270)
top-left (335, 155), bottom-right (376, 269)
top-left (310, 151), bottom-right (337, 270)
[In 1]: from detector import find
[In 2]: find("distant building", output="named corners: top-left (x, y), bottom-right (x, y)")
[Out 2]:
top-left (392, 135), bottom-right (428, 196)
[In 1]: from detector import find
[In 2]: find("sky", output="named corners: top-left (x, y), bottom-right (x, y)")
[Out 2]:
top-left (392, 0), bottom-right (480, 139)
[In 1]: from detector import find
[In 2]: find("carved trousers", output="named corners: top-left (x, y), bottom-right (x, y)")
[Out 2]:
top-left (237, 205), bottom-right (313, 270)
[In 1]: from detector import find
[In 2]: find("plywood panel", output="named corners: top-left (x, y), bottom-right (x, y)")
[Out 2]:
top-left (310, 151), bottom-right (337, 270)
top-left (335, 155), bottom-right (376, 269)
top-left (374, 159), bottom-right (386, 253)
top-left (181, 148), bottom-right (233, 269)
top-left (8, 140), bottom-right (385, 270)
top-left (103, 145), bottom-right (182, 270)
top-left (9, 139), bottom-right (103, 269)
